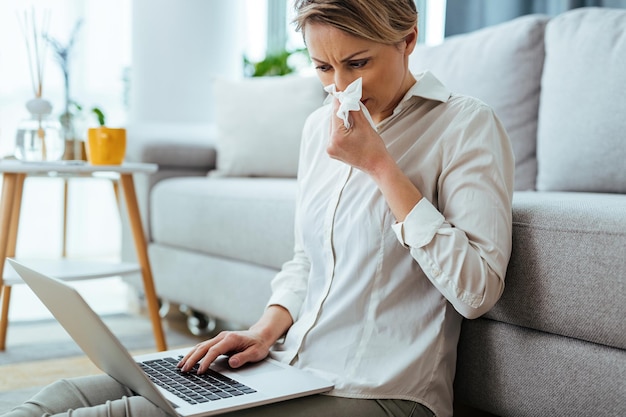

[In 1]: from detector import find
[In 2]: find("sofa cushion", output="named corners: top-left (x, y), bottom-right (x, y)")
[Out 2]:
top-left (149, 244), bottom-right (274, 328)
top-left (536, 8), bottom-right (626, 193)
top-left (150, 177), bottom-right (296, 270)
top-left (212, 75), bottom-right (325, 178)
top-left (486, 191), bottom-right (626, 350)
top-left (454, 318), bottom-right (626, 417)
top-left (410, 14), bottom-right (549, 191)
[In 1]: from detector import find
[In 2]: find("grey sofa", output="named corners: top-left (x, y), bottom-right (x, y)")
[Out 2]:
top-left (124, 8), bottom-right (626, 417)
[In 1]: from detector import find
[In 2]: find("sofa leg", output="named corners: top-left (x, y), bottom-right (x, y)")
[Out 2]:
top-left (159, 300), bottom-right (172, 318)
top-left (179, 305), bottom-right (217, 336)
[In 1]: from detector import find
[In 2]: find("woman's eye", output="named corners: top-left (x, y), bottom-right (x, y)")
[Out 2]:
top-left (315, 65), bottom-right (331, 72)
top-left (350, 59), bottom-right (368, 69)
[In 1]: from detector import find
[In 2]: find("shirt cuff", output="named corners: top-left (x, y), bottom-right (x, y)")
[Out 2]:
top-left (392, 198), bottom-right (445, 248)
top-left (266, 288), bottom-right (304, 322)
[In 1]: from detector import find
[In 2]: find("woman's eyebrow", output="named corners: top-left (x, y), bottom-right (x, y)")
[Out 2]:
top-left (340, 50), bottom-right (370, 62)
top-left (310, 50), bottom-right (371, 65)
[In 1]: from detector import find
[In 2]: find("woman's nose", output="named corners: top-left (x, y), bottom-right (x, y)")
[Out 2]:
top-left (334, 72), bottom-right (354, 92)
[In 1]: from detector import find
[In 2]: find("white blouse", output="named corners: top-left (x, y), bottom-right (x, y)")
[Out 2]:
top-left (267, 71), bottom-right (515, 417)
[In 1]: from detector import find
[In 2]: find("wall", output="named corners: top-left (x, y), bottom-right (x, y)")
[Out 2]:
top-left (129, 0), bottom-right (245, 130)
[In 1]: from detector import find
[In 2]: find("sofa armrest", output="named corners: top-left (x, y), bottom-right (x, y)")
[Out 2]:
top-left (126, 124), bottom-right (217, 171)
top-left (125, 133), bottom-right (217, 210)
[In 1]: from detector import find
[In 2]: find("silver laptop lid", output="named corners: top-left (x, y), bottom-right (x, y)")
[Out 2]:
top-left (7, 259), bottom-right (179, 416)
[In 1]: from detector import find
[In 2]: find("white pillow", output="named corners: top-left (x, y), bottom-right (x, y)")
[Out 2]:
top-left (536, 8), bottom-right (626, 193)
top-left (211, 75), bottom-right (325, 177)
top-left (410, 15), bottom-right (549, 191)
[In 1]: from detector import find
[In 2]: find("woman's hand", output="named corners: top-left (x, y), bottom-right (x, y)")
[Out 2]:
top-left (328, 98), bottom-right (423, 222)
top-left (177, 329), bottom-right (271, 374)
top-left (326, 98), bottom-right (392, 176)
top-left (176, 305), bottom-right (293, 374)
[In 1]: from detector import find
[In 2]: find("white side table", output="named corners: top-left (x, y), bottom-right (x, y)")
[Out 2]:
top-left (0, 160), bottom-right (167, 351)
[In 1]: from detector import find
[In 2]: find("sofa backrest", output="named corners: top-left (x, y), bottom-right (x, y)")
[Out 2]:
top-left (536, 7), bottom-right (626, 194)
top-left (410, 14), bottom-right (550, 191)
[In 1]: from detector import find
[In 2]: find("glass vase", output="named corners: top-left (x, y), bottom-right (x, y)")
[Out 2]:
top-left (15, 115), bottom-right (65, 162)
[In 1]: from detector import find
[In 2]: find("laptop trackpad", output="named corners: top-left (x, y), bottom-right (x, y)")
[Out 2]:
top-left (211, 356), bottom-right (283, 377)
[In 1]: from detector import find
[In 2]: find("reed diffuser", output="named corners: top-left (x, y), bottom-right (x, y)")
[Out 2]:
top-left (14, 7), bottom-right (63, 161)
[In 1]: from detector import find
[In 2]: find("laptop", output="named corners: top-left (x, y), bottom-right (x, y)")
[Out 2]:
top-left (8, 259), bottom-right (333, 417)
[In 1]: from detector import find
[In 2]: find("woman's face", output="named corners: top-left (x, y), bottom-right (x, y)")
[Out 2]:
top-left (305, 22), bottom-right (417, 124)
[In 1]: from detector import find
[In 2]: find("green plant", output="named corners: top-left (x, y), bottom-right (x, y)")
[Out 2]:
top-left (58, 100), bottom-right (82, 125)
top-left (244, 48), bottom-right (309, 77)
top-left (91, 107), bottom-right (106, 126)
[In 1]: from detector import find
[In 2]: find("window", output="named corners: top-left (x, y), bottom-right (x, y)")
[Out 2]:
top-left (0, 0), bottom-right (131, 157)
top-left (244, 0), bottom-right (269, 63)
top-left (420, 0), bottom-right (447, 46)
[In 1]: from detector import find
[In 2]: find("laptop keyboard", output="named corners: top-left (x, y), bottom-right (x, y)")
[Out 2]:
top-left (138, 356), bottom-right (257, 405)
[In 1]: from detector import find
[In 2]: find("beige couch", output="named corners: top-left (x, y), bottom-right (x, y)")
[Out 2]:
top-left (125, 8), bottom-right (626, 416)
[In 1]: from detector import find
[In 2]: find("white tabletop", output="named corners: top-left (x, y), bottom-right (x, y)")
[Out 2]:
top-left (0, 159), bottom-right (157, 175)
top-left (3, 258), bottom-right (142, 285)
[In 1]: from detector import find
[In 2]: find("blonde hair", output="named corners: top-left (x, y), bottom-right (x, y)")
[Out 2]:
top-left (293, 0), bottom-right (418, 45)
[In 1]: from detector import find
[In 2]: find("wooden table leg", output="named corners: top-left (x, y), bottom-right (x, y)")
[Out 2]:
top-left (112, 180), bottom-right (121, 210)
top-left (62, 178), bottom-right (69, 258)
top-left (119, 174), bottom-right (167, 351)
top-left (0, 285), bottom-right (11, 351)
top-left (8, 175), bottom-right (26, 260)
top-left (0, 173), bottom-right (22, 351)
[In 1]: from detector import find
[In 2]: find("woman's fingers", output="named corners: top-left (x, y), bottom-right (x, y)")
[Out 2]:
top-left (177, 332), bottom-right (227, 372)
top-left (328, 111), bottom-right (380, 169)
top-left (176, 331), bottom-right (268, 374)
top-left (196, 332), bottom-right (246, 373)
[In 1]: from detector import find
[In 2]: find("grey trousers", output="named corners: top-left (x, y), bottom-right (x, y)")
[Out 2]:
top-left (3, 374), bottom-right (434, 417)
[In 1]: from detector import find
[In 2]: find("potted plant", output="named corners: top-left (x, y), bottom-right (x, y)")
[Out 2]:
top-left (86, 107), bottom-right (126, 165)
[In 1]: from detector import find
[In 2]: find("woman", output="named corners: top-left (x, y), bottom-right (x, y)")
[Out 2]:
top-left (4, 1), bottom-right (513, 416)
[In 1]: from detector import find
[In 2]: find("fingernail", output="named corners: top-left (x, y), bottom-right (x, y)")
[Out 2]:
top-left (230, 358), bottom-right (239, 368)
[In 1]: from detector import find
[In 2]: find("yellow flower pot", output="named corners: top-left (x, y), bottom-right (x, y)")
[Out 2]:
top-left (87, 127), bottom-right (126, 165)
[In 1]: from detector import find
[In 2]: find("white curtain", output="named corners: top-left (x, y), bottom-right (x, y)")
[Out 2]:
top-left (445, 0), bottom-right (626, 37)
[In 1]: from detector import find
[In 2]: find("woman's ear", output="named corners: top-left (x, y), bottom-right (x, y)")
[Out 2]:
top-left (404, 25), bottom-right (418, 55)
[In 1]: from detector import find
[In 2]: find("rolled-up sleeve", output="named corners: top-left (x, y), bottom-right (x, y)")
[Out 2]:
top-left (393, 103), bottom-right (514, 319)
top-left (392, 198), bottom-right (445, 248)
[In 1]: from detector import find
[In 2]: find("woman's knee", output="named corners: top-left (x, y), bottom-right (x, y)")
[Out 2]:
top-left (125, 396), bottom-right (170, 417)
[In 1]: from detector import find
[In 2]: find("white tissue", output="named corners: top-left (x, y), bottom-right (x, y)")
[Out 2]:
top-left (324, 78), bottom-right (376, 130)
